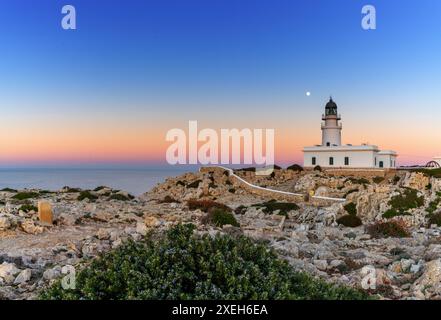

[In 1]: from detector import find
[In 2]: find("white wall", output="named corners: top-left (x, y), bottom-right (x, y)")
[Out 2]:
top-left (376, 154), bottom-right (397, 168)
top-left (304, 150), bottom-right (377, 168)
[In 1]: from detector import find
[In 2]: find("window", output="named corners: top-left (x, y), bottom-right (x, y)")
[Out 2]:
top-left (329, 157), bottom-right (334, 165)
top-left (375, 157), bottom-right (377, 166)
top-left (344, 157), bottom-right (349, 166)
top-left (326, 142), bottom-right (330, 147)
top-left (312, 157), bottom-right (316, 165)
top-left (379, 161), bottom-right (384, 168)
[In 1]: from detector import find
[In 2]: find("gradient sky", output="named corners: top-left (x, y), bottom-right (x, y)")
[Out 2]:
top-left (0, 0), bottom-right (440, 167)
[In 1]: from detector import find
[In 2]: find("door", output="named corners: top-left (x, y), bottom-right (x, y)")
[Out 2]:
top-left (379, 161), bottom-right (384, 168)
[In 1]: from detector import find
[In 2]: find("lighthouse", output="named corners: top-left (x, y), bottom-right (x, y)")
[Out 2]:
top-left (321, 98), bottom-right (342, 147)
top-left (303, 97), bottom-right (397, 169)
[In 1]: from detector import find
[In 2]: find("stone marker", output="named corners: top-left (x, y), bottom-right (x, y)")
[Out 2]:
top-left (38, 201), bottom-right (53, 225)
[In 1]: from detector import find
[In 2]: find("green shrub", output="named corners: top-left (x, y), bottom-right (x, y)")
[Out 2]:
top-left (187, 180), bottom-right (202, 188)
top-left (109, 193), bottom-right (135, 201)
top-left (313, 165), bottom-right (322, 172)
top-left (372, 176), bottom-right (384, 184)
top-left (382, 209), bottom-right (411, 219)
top-left (287, 164), bottom-right (303, 172)
top-left (12, 192), bottom-right (39, 200)
top-left (337, 215), bottom-right (362, 227)
top-left (393, 176), bottom-right (401, 184)
top-left (389, 188), bottom-right (424, 212)
top-left (366, 220), bottom-right (410, 238)
top-left (202, 208), bottom-right (239, 227)
top-left (94, 186), bottom-right (107, 192)
top-left (273, 165), bottom-right (282, 170)
top-left (1, 188), bottom-right (18, 193)
top-left (18, 204), bottom-right (38, 213)
top-left (228, 188), bottom-right (236, 194)
top-left (252, 200), bottom-right (299, 217)
top-left (427, 197), bottom-right (441, 215)
top-left (344, 203), bottom-right (357, 216)
top-left (187, 199), bottom-right (232, 213)
top-left (40, 224), bottom-right (370, 300)
top-left (176, 181), bottom-right (186, 187)
top-left (77, 191), bottom-right (98, 202)
top-left (428, 213), bottom-right (441, 227)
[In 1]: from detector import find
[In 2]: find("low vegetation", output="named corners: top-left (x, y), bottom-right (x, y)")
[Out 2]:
top-left (158, 195), bottom-right (180, 204)
top-left (415, 168), bottom-right (441, 178)
top-left (187, 180), bottom-right (202, 188)
top-left (343, 202), bottom-right (357, 216)
top-left (372, 176), bottom-right (385, 184)
top-left (40, 224), bottom-right (370, 300)
top-left (1, 188), bottom-right (18, 193)
top-left (313, 165), bottom-right (322, 172)
top-left (388, 188), bottom-right (424, 214)
top-left (187, 199), bottom-right (232, 213)
top-left (201, 208), bottom-right (239, 228)
top-left (108, 193), bottom-right (135, 201)
top-left (343, 188), bottom-right (359, 198)
top-left (12, 192), bottom-right (39, 200)
top-left (337, 215), bottom-right (362, 228)
top-left (428, 213), bottom-right (441, 227)
top-left (347, 177), bottom-right (370, 185)
top-left (252, 200), bottom-right (299, 217)
top-left (287, 164), bottom-right (303, 172)
top-left (337, 202), bottom-right (362, 227)
top-left (366, 220), bottom-right (410, 238)
top-left (77, 191), bottom-right (98, 202)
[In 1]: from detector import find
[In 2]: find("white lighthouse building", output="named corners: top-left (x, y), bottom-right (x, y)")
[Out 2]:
top-left (303, 98), bottom-right (397, 169)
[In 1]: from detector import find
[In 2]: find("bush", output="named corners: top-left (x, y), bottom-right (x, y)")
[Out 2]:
top-left (235, 167), bottom-right (256, 173)
top-left (109, 193), bottom-right (135, 201)
top-left (344, 203), bottom-right (357, 216)
top-left (202, 208), bottom-right (239, 227)
top-left (382, 209), bottom-right (410, 219)
top-left (337, 215), bottom-right (362, 228)
top-left (252, 200), bottom-right (299, 217)
top-left (159, 195), bottom-right (180, 204)
top-left (389, 188), bottom-right (424, 212)
top-left (313, 165), bottom-right (322, 172)
top-left (415, 168), bottom-right (441, 178)
top-left (287, 164), bottom-right (304, 172)
top-left (12, 192), bottom-right (39, 200)
top-left (18, 204), bottom-right (38, 213)
top-left (1, 188), bottom-right (18, 193)
top-left (187, 180), bottom-right (202, 188)
top-left (393, 176), bottom-right (401, 184)
top-left (366, 220), bottom-right (410, 238)
top-left (187, 199), bottom-right (232, 213)
top-left (77, 191), bottom-right (98, 202)
top-left (40, 224), bottom-right (370, 300)
top-left (94, 186), bottom-right (107, 192)
top-left (428, 213), bottom-right (441, 227)
top-left (372, 176), bottom-right (384, 184)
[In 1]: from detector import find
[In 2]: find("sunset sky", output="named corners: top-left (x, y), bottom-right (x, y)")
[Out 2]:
top-left (0, 0), bottom-right (440, 168)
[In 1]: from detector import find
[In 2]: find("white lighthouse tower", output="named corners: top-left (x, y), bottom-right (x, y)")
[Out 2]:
top-left (321, 98), bottom-right (342, 146)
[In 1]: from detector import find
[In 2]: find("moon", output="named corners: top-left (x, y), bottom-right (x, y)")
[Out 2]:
top-left (306, 91), bottom-right (311, 96)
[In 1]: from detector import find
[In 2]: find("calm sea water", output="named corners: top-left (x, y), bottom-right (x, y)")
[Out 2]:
top-left (0, 167), bottom-right (195, 196)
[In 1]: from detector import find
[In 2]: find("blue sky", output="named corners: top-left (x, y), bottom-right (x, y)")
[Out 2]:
top-left (0, 0), bottom-right (440, 166)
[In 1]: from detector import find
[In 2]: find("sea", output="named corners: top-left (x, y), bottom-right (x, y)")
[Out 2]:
top-left (0, 166), bottom-right (199, 196)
